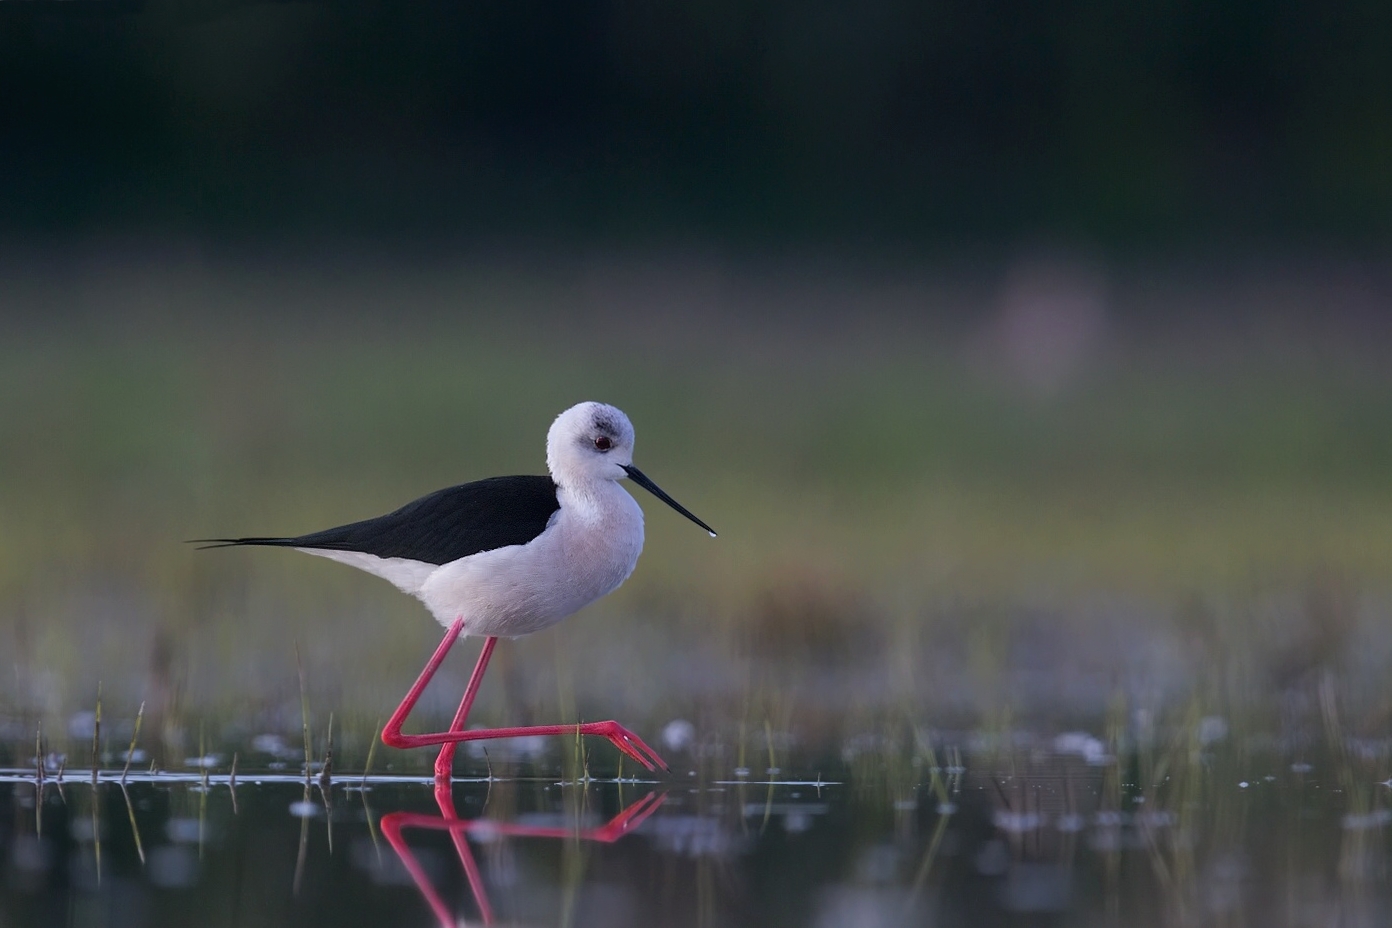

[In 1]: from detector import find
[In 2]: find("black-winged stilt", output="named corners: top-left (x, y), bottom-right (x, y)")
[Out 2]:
top-left (200, 401), bottom-right (715, 778)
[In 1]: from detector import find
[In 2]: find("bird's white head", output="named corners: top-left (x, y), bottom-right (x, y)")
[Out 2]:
top-left (546, 401), bottom-right (636, 486)
top-left (545, 401), bottom-right (718, 535)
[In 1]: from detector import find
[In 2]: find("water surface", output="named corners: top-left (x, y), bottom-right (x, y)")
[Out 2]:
top-left (3, 730), bottom-right (1388, 927)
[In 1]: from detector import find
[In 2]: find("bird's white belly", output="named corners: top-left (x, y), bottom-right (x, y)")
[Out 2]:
top-left (295, 548), bottom-right (436, 594)
top-left (418, 494), bottom-right (645, 637)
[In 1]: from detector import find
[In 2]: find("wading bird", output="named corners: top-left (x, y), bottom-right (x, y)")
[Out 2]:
top-left (201, 402), bottom-right (715, 778)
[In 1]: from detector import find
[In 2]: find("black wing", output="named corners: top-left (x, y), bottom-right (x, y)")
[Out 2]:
top-left (197, 475), bottom-right (560, 565)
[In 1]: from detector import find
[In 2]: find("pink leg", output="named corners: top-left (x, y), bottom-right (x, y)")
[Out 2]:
top-left (434, 782), bottom-right (494, 924)
top-left (474, 789), bottom-right (668, 843)
top-left (433, 636), bottom-right (499, 780)
top-left (382, 618), bottom-right (669, 773)
top-left (382, 787), bottom-right (667, 928)
top-left (382, 617), bottom-right (469, 750)
top-left (382, 781), bottom-right (494, 927)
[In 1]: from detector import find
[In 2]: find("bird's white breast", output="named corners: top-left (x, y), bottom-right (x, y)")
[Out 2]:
top-left (416, 481), bottom-right (645, 637)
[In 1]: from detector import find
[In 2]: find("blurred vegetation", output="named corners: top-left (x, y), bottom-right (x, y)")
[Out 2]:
top-left (3, 0), bottom-right (1392, 241)
top-left (1, 253), bottom-right (1390, 771)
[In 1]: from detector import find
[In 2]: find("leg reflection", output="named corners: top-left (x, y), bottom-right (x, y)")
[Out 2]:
top-left (381, 781), bottom-right (667, 927)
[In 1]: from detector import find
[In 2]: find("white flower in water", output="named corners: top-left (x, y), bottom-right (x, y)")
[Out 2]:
top-left (994, 810), bottom-right (1045, 833)
top-left (1342, 809), bottom-right (1392, 831)
top-left (1197, 716), bottom-right (1228, 746)
top-left (67, 711), bottom-right (98, 740)
top-left (252, 734), bottom-right (291, 757)
top-left (1056, 813), bottom-right (1085, 833)
top-left (165, 818), bottom-right (202, 843)
top-left (1053, 732), bottom-right (1108, 764)
top-left (662, 719), bottom-right (696, 752)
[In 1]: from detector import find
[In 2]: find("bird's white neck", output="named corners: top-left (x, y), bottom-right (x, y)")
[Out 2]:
top-left (557, 477), bottom-right (638, 526)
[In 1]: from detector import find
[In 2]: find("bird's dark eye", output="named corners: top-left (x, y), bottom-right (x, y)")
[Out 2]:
top-left (594, 436), bottom-right (612, 451)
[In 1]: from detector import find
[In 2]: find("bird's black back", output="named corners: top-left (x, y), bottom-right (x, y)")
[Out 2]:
top-left (202, 475), bottom-right (560, 565)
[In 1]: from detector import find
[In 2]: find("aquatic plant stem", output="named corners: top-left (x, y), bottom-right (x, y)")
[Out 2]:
top-left (121, 702), bottom-right (145, 786)
top-left (295, 642), bottom-right (312, 786)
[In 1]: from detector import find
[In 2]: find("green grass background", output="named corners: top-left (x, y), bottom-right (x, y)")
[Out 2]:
top-left (2, 254), bottom-right (1390, 770)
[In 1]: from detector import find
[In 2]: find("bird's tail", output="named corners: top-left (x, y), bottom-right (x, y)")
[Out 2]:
top-left (187, 537), bottom-right (303, 551)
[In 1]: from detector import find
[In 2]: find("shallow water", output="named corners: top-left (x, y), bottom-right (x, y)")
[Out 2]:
top-left (3, 299), bottom-right (1392, 927)
top-left (3, 734), bottom-right (1390, 928)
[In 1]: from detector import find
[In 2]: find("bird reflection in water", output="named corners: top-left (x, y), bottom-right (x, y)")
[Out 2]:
top-left (381, 781), bottom-right (667, 926)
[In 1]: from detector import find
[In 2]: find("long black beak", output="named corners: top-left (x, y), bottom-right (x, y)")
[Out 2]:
top-left (621, 465), bottom-right (717, 537)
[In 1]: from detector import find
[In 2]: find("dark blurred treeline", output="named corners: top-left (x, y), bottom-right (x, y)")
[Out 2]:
top-left (3, 0), bottom-right (1391, 244)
